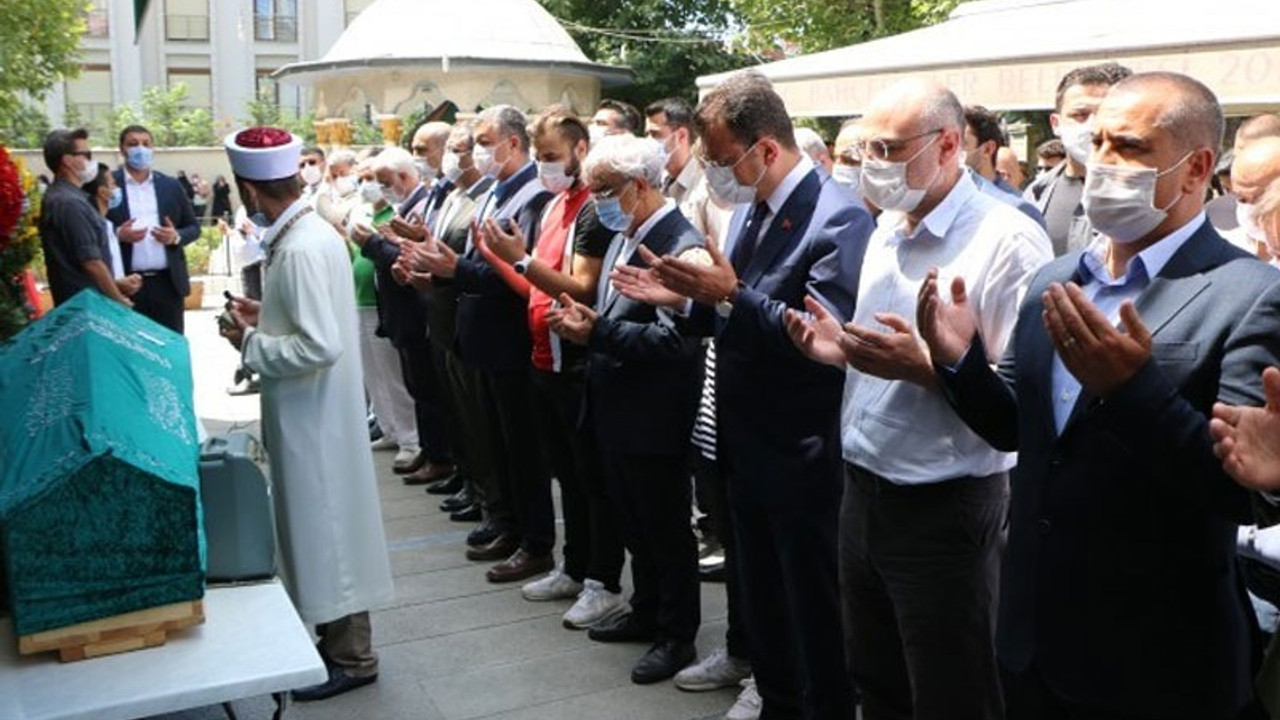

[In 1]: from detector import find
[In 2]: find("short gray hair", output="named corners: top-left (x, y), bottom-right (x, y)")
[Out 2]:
top-left (794, 127), bottom-right (829, 162)
top-left (328, 149), bottom-right (358, 168)
top-left (477, 105), bottom-right (530, 152)
top-left (921, 86), bottom-right (965, 133)
top-left (372, 146), bottom-right (418, 180)
top-left (583, 135), bottom-right (665, 188)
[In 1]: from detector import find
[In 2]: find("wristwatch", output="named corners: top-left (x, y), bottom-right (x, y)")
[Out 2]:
top-left (514, 255), bottom-right (533, 275)
top-left (715, 282), bottom-right (743, 318)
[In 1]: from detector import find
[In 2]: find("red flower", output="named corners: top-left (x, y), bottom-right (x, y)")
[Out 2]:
top-left (235, 127), bottom-right (293, 148)
top-left (0, 147), bottom-right (23, 244)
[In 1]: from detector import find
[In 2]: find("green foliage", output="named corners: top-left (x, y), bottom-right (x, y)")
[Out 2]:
top-left (103, 84), bottom-right (217, 147)
top-left (5, 105), bottom-right (52, 149)
top-left (731, 0), bottom-right (960, 55)
top-left (241, 89), bottom-right (316, 144)
top-left (182, 225), bottom-right (222, 276)
top-left (0, 0), bottom-right (88, 145)
top-left (537, 0), bottom-right (750, 108)
top-left (353, 118), bottom-right (385, 146)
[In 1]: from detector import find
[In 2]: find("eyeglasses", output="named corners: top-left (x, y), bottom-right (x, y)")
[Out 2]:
top-left (697, 140), bottom-right (761, 170)
top-left (70, 150), bottom-right (93, 159)
top-left (591, 181), bottom-right (632, 200)
top-left (856, 129), bottom-right (942, 161)
top-left (411, 146), bottom-right (430, 154)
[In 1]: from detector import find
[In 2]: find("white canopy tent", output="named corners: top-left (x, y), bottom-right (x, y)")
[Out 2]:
top-left (697, 0), bottom-right (1280, 117)
top-left (274, 0), bottom-right (631, 118)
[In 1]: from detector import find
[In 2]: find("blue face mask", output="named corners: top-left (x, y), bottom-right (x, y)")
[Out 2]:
top-left (108, 186), bottom-right (123, 210)
top-left (126, 145), bottom-right (154, 170)
top-left (595, 184), bottom-right (634, 232)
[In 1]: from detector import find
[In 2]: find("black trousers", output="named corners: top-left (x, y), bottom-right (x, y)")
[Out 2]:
top-left (440, 348), bottom-right (497, 510)
top-left (692, 452), bottom-right (748, 660)
top-left (430, 342), bottom-right (475, 481)
top-left (396, 331), bottom-right (452, 465)
top-left (133, 271), bottom-right (184, 333)
top-left (530, 369), bottom-right (624, 589)
top-left (726, 452), bottom-right (850, 720)
top-left (842, 464), bottom-right (1007, 720)
top-left (600, 448), bottom-right (700, 642)
top-left (476, 368), bottom-right (547, 550)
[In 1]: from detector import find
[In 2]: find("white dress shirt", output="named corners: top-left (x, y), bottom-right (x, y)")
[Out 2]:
top-left (123, 171), bottom-right (167, 271)
top-left (841, 172), bottom-right (1053, 485)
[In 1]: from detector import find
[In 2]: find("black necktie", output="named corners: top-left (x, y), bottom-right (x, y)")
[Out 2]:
top-left (730, 201), bottom-right (771, 272)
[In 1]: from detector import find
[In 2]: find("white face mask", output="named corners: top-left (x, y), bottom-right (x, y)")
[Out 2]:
top-left (1237, 201), bottom-right (1265, 241)
top-left (589, 125), bottom-right (608, 146)
top-left (473, 144), bottom-right (501, 178)
top-left (413, 157), bottom-right (437, 182)
top-left (705, 141), bottom-right (765, 206)
top-left (300, 163), bottom-right (323, 187)
top-left (538, 161), bottom-right (574, 194)
top-left (1057, 120), bottom-right (1094, 165)
top-left (77, 157), bottom-right (98, 184)
top-left (1082, 153), bottom-right (1191, 244)
top-left (360, 180), bottom-right (383, 204)
top-left (441, 151), bottom-right (464, 182)
top-left (334, 174), bottom-right (358, 197)
top-left (382, 184), bottom-right (405, 206)
top-left (831, 164), bottom-right (861, 194)
top-left (859, 133), bottom-right (941, 213)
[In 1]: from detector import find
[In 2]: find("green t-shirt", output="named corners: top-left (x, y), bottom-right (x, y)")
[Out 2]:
top-left (350, 204), bottom-right (396, 308)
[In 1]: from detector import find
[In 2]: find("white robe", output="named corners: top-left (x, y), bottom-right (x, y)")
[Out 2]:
top-left (241, 199), bottom-right (394, 625)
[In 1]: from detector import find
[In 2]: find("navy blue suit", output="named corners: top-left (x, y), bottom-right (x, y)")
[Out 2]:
top-left (682, 167), bottom-right (872, 719)
top-left (940, 221), bottom-right (1280, 719)
top-left (107, 168), bottom-right (200, 331)
top-left (586, 208), bottom-right (705, 641)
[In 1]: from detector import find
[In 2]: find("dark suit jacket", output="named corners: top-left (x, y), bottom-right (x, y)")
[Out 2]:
top-left (453, 163), bottom-right (553, 373)
top-left (106, 169), bottom-right (200, 296)
top-left (362, 183), bottom-right (433, 349)
top-left (940, 220), bottom-right (1280, 719)
top-left (423, 179), bottom-right (493, 354)
top-left (683, 168), bottom-right (872, 497)
top-left (586, 209), bottom-right (703, 456)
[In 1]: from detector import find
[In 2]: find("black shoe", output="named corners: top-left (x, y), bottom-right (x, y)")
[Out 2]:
top-left (393, 450), bottom-right (429, 476)
top-left (425, 474), bottom-right (465, 495)
top-left (439, 488), bottom-right (474, 513)
top-left (631, 639), bottom-right (696, 684)
top-left (587, 613), bottom-right (657, 644)
top-left (467, 519), bottom-right (502, 548)
top-left (291, 667), bottom-right (378, 702)
top-left (450, 504), bottom-right (482, 522)
top-left (698, 563), bottom-right (726, 584)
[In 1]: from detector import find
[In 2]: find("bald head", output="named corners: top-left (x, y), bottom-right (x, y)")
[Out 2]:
top-left (1235, 114), bottom-right (1280, 154)
top-left (865, 79), bottom-right (964, 137)
top-left (411, 121), bottom-right (453, 174)
top-left (1108, 72), bottom-right (1224, 159)
top-left (1231, 136), bottom-right (1280, 205)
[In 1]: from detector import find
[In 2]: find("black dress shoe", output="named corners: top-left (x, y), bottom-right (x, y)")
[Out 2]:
top-left (425, 474), bottom-right (465, 495)
top-left (291, 667), bottom-right (378, 702)
top-left (631, 639), bottom-right (696, 684)
top-left (699, 563), bottom-right (726, 584)
top-left (465, 532), bottom-right (519, 561)
top-left (587, 613), bottom-right (657, 644)
top-left (439, 488), bottom-right (474, 513)
top-left (467, 519), bottom-right (501, 547)
top-left (450, 504), bottom-right (482, 522)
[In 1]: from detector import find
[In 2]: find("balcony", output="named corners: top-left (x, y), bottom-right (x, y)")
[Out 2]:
top-left (254, 15), bottom-right (298, 42)
top-left (165, 14), bottom-right (210, 41)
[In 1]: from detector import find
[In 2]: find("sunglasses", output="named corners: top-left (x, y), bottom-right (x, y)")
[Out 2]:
top-left (70, 150), bottom-right (93, 159)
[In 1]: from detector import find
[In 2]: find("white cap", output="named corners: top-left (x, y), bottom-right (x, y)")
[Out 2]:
top-left (223, 127), bottom-right (302, 182)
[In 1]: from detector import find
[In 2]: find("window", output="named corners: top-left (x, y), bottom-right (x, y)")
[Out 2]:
top-left (65, 67), bottom-right (113, 131)
top-left (165, 0), bottom-right (209, 41)
top-left (344, 0), bottom-right (376, 26)
top-left (255, 0), bottom-right (298, 42)
top-left (85, 0), bottom-right (109, 38)
top-left (168, 70), bottom-right (213, 111)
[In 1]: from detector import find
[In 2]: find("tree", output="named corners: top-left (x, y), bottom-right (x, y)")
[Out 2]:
top-left (0, 0), bottom-right (88, 145)
top-left (537, 0), bottom-right (751, 108)
top-left (732, 0), bottom-right (960, 56)
top-left (103, 84), bottom-right (218, 147)
top-left (241, 89), bottom-right (317, 144)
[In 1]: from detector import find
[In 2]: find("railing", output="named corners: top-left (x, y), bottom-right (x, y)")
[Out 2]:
top-left (165, 14), bottom-right (210, 41)
top-left (85, 9), bottom-right (110, 38)
top-left (253, 15), bottom-right (297, 42)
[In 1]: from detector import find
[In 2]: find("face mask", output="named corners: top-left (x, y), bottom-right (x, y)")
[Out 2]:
top-left (107, 186), bottom-right (123, 210)
top-left (300, 164), bottom-right (323, 187)
top-left (1237, 201), bottom-right (1264, 241)
top-left (382, 185), bottom-right (405, 206)
top-left (78, 158), bottom-right (98, 184)
top-left (1082, 153), bottom-right (1191, 244)
top-left (1057, 120), bottom-right (1094, 165)
top-left (595, 184), bottom-right (634, 232)
top-left (539, 161), bottom-right (574, 194)
top-left (831, 164), bottom-right (861, 194)
top-left (442, 151), bottom-right (464, 182)
top-left (334, 174), bottom-right (358, 197)
top-left (360, 180), bottom-right (383, 204)
top-left (705, 142), bottom-right (766, 206)
top-left (413, 158), bottom-right (437, 182)
top-left (474, 143), bottom-right (505, 178)
top-left (859, 133), bottom-right (941, 213)
top-left (589, 125), bottom-right (608, 146)
top-left (125, 145), bottom-right (153, 171)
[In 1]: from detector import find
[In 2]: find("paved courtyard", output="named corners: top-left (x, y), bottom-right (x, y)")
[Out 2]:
top-left (150, 306), bottom-right (737, 720)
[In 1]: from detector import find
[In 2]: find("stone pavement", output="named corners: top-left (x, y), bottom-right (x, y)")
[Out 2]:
top-left (151, 309), bottom-right (739, 720)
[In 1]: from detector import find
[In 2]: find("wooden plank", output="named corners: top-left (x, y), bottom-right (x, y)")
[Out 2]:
top-left (18, 600), bottom-right (204, 658)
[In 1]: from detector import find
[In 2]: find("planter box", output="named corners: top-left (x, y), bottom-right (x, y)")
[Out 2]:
top-left (184, 280), bottom-right (204, 311)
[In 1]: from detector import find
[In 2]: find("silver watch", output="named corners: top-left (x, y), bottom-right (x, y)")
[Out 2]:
top-left (514, 255), bottom-right (533, 275)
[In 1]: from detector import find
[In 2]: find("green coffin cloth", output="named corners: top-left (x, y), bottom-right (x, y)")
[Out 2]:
top-left (0, 291), bottom-right (205, 637)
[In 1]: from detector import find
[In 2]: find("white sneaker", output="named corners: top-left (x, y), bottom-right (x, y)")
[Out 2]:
top-left (392, 447), bottom-right (419, 465)
top-left (371, 437), bottom-right (398, 451)
top-left (521, 565), bottom-right (583, 601)
top-left (725, 676), bottom-right (761, 720)
top-left (674, 646), bottom-right (751, 691)
top-left (562, 579), bottom-right (629, 629)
